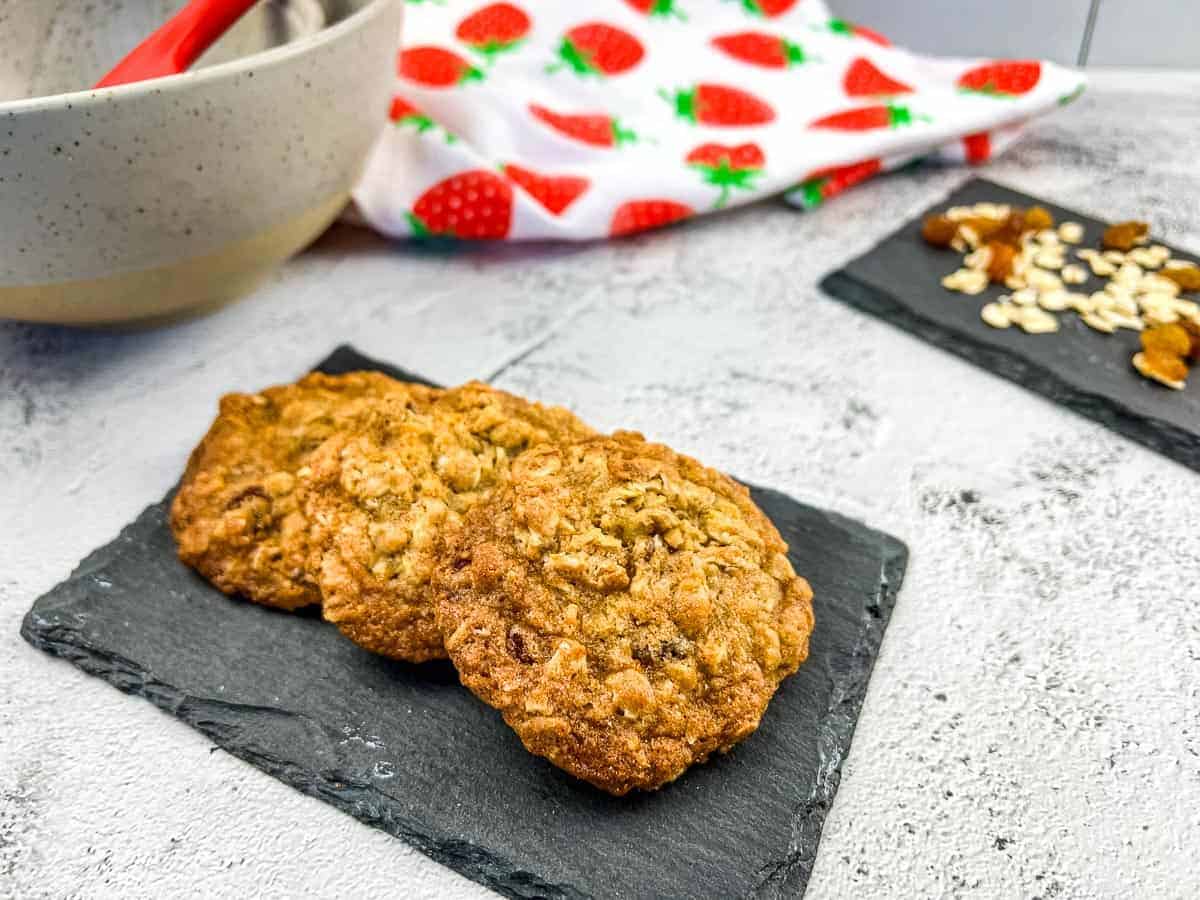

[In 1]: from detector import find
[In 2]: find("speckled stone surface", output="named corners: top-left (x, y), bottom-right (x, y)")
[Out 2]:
top-left (2, 71), bottom-right (1199, 898)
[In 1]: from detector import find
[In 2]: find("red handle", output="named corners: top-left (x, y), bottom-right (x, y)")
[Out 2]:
top-left (95, 0), bottom-right (261, 89)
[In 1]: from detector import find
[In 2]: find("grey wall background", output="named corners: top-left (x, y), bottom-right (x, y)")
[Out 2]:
top-left (830, 0), bottom-right (1199, 68)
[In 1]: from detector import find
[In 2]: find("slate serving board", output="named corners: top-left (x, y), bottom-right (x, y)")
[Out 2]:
top-left (21, 345), bottom-right (909, 900)
top-left (822, 177), bottom-right (1200, 473)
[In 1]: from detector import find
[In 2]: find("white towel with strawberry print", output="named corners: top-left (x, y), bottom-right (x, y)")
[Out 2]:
top-left (352, 0), bottom-right (1086, 241)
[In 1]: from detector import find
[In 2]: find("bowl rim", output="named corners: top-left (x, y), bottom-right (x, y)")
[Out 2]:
top-left (0, 0), bottom-right (397, 115)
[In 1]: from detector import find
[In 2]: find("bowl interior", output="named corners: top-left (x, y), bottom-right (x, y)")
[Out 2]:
top-left (0, 0), bottom-right (365, 103)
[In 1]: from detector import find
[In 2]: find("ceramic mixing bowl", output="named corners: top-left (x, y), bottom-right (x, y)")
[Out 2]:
top-left (0, 0), bottom-right (401, 325)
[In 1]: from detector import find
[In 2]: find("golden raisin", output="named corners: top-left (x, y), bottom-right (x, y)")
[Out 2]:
top-left (1140, 323), bottom-right (1192, 357)
top-left (1162, 264), bottom-right (1200, 293)
top-left (921, 214), bottom-right (957, 248)
top-left (1102, 220), bottom-right (1149, 251)
top-left (1024, 206), bottom-right (1055, 232)
top-left (1133, 349), bottom-right (1188, 388)
top-left (1180, 318), bottom-right (1200, 362)
top-left (985, 240), bottom-right (1016, 283)
top-left (961, 216), bottom-right (1005, 242)
top-left (989, 211), bottom-right (1028, 247)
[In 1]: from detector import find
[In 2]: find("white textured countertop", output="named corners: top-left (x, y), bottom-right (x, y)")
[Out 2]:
top-left (3, 70), bottom-right (1199, 899)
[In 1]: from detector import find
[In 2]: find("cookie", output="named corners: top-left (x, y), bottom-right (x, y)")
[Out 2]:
top-left (303, 382), bottom-right (596, 663)
top-left (433, 432), bottom-right (814, 795)
top-left (170, 372), bottom-right (436, 610)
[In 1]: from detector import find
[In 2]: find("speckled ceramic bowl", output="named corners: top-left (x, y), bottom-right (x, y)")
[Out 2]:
top-left (0, 0), bottom-right (401, 325)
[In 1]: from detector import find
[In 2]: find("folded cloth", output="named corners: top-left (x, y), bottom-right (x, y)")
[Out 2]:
top-left (352, 0), bottom-right (1086, 241)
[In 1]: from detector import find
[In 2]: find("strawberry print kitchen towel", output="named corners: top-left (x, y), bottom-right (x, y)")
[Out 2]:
top-left (353, 0), bottom-right (1086, 241)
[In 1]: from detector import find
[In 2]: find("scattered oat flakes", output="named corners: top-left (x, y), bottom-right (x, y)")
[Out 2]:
top-left (1061, 264), bottom-right (1088, 285)
top-left (1140, 273), bottom-right (1181, 297)
top-left (942, 268), bottom-right (988, 295)
top-left (980, 302), bottom-right (1011, 329)
top-left (1081, 313), bottom-right (1116, 334)
top-left (964, 246), bottom-right (992, 271)
top-left (1018, 309), bottom-right (1060, 334)
top-left (1012, 288), bottom-right (1038, 307)
top-left (1058, 222), bottom-right (1084, 244)
top-left (1103, 311), bottom-right (1144, 331)
top-left (1128, 248), bottom-right (1162, 269)
top-left (1038, 289), bottom-right (1072, 312)
top-left (1068, 292), bottom-right (1094, 314)
top-left (927, 200), bottom-right (1200, 389)
top-left (1027, 268), bottom-right (1062, 292)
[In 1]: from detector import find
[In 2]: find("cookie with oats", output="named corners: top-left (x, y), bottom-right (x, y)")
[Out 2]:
top-left (170, 372), bottom-right (436, 611)
top-left (433, 431), bottom-right (814, 795)
top-left (303, 382), bottom-right (596, 663)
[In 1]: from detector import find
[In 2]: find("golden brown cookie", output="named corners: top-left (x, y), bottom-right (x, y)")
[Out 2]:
top-left (433, 432), bottom-right (814, 795)
top-left (170, 372), bottom-right (437, 610)
top-left (303, 382), bottom-right (596, 663)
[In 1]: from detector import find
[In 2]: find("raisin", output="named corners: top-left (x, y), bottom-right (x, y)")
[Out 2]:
top-left (1102, 220), bottom-right (1149, 251)
top-left (1180, 318), bottom-right (1200, 362)
top-left (989, 211), bottom-right (1028, 247)
top-left (1023, 206), bottom-right (1054, 232)
top-left (632, 635), bottom-right (691, 666)
top-left (506, 626), bottom-right (535, 664)
top-left (985, 240), bottom-right (1016, 283)
top-left (1163, 265), bottom-right (1200, 293)
top-left (1141, 323), bottom-right (1192, 358)
top-left (961, 216), bottom-right (1005, 241)
top-left (1137, 349), bottom-right (1189, 385)
top-left (921, 214), bottom-right (957, 248)
top-left (662, 637), bottom-right (691, 660)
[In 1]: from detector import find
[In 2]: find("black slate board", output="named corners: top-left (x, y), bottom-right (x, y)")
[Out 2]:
top-left (21, 345), bottom-right (908, 900)
top-left (822, 178), bottom-right (1200, 472)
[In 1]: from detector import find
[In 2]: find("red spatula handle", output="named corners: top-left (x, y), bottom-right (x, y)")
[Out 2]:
top-left (95, 0), bottom-right (261, 88)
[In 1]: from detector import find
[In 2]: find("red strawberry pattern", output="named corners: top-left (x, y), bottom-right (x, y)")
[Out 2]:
top-left (843, 58), bottom-right (912, 97)
top-left (810, 103), bottom-right (922, 131)
top-left (736, 0), bottom-right (799, 18)
top-left (361, 4), bottom-right (1086, 240)
top-left (529, 104), bottom-right (639, 147)
top-left (625, 0), bottom-right (686, 18)
top-left (390, 95), bottom-right (457, 143)
top-left (611, 200), bottom-right (694, 236)
top-left (663, 83), bottom-right (775, 126)
top-left (399, 46), bottom-right (483, 87)
top-left (825, 19), bottom-right (890, 46)
top-left (552, 23), bottom-right (645, 77)
top-left (390, 96), bottom-right (434, 132)
top-left (408, 170), bottom-right (513, 239)
top-left (958, 60), bottom-right (1042, 97)
top-left (796, 158), bottom-right (881, 208)
top-left (686, 142), bottom-right (764, 208)
top-left (504, 163), bottom-right (590, 215)
top-left (711, 32), bottom-right (813, 69)
top-left (962, 132), bottom-right (991, 164)
top-left (456, 3), bottom-right (532, 61)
